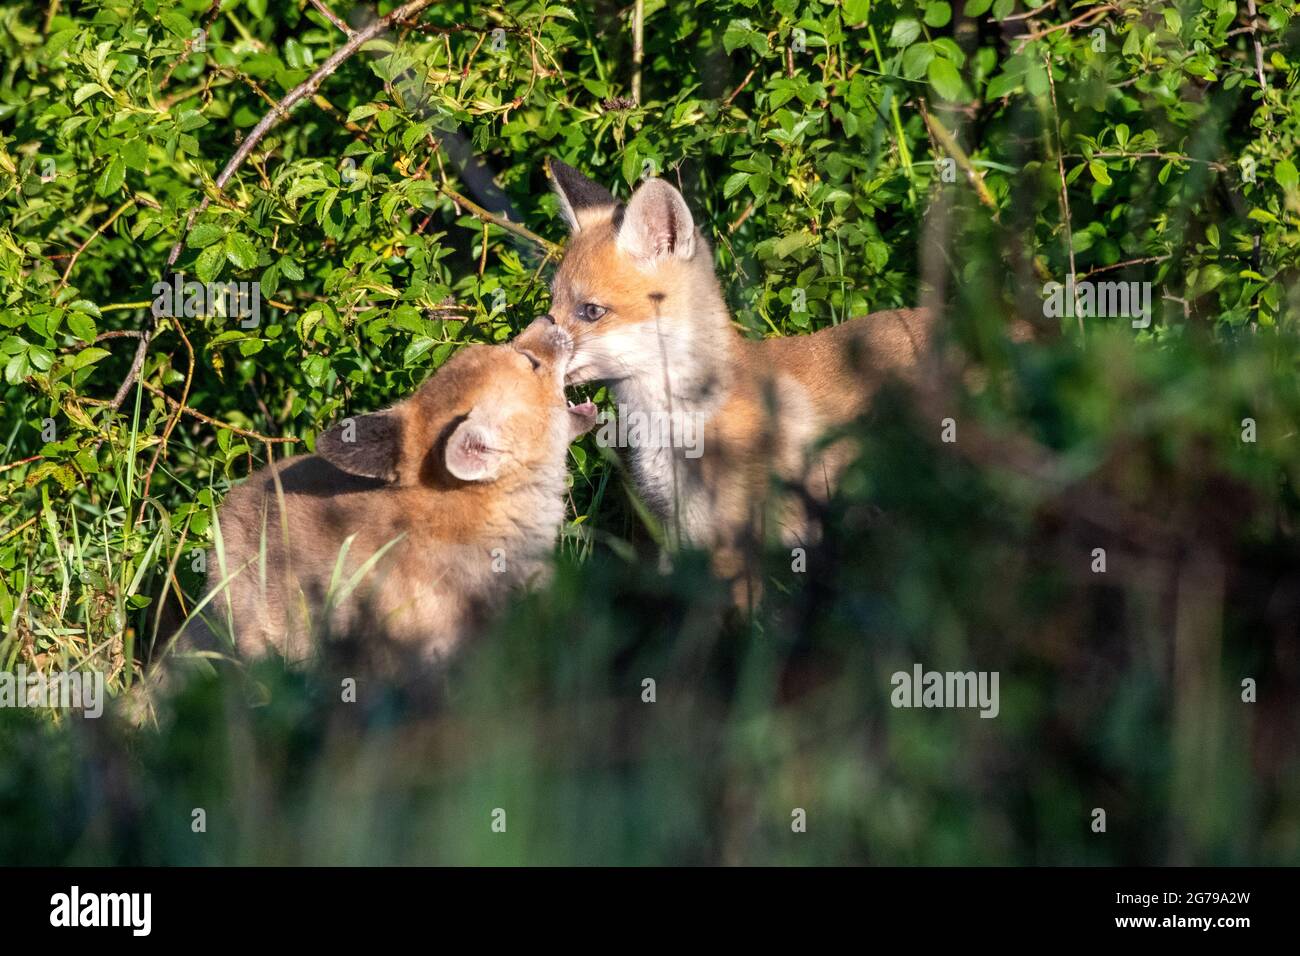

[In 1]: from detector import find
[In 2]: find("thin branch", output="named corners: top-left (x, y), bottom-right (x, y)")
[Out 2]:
top-left (94, 329), bottom-right (145, 341)
top-left (0, 455), bottom-right (43, 475)
top-left (437, 180), bottom-right (562, 256)
top-left (728, 200), bottom-right (756, 234)
top-left (1245, 0), bottom-right (1268, 95)
top-left (109, 0), bottom-right (442, 413)
top-left (630, 0), bottom-right (644, 106)
top-left (160, 0), bottom-right (224, 89)
top-left (1044, 52), bottom-right (1078, 332)
top-left (1003, 0), bottom-right (1057, 22)
top-left (919, 102), bottom-right (1000, 219)
top-left (1074, 150), bottom-right (1229, 172)
top-left (139, 380), bottom-right (298, 444)
top-left (308, 0), bottom-right (353, 36)
top-left (723, 67), bottom-right (756, 107)
top-left (56, 199), bottom-right (136, 293)
top-left (136, 317), bottom-right (197, 528)
top-left (1079, 255), bottom-right (1170, 280)
top-left (1014, 3), bottom-right (1116, 50)
top-left (163, 0), bottom-right (441, 272)
top-left (0, 516), bottom-right (38, 544)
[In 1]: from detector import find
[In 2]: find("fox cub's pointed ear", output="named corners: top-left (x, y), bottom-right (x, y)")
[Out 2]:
top-left (547, 158), bottom-right (617, 233)
top-left (617, 178), bottom-right (695, 262)
top-left (316, 409), bottom-right (403, 481)
top-left (445, 414), bottom-right (504, 482)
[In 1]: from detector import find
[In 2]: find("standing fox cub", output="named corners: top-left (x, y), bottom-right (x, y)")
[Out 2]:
top-left (545, 160), bottom-right (935, 589)
top-left (193, 317), bottom-right (596, 664)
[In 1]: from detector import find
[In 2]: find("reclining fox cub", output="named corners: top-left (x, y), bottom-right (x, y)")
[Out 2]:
top-left (193, 318), bottom-right (595, 664)
top-left (545, 160), bottom-right (934, 592)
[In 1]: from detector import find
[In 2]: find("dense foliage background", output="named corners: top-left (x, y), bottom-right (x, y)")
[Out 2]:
top-left (1, 0), bottom-right (1298, 864)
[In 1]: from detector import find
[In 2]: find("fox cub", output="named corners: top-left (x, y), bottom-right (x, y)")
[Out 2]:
top-left (545, 159), bottom-right (935, 591)
top-left (193, 317), bottom-right (596, 664)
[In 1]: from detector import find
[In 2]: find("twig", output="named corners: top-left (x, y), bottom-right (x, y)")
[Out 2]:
top-left (163, 0), bottom-right (442, 273)
top-left (94, 330), bottom-right (145, 341)
top-left (0, 517), bottom-right (38, 544)
top-left (110, 336), bottom-right (150, 412)
top-left (0, 455), bottom-right (43, 475)
top-left (1225, 21), bottom-right (1265, 39)
top-left (1015, 3), bottom-right (1116, 50)
top-left (461, 31), bottom-right (486, 78)
top-left (160, 0), bottom-right (224, 89)
top-left (1245, 0), bottom-right (1268, 95)
top-left (55, 199), bottom-right (136, 293)
top-left (1003, 0), bottom-right (1057, 21)
top-left (111, 0), bottom-right (443, 414)
top-left (437, 180), bottom-right (562, 256)
top-left (1044, 52), bottom-right (1078, 332)
top-left (728, 200), bottom-right (756, 234)
top-left (308, 0), bottom-right (353, 36)
top-left (919, 102), bottom-right (999, 218)
top-left (631, 0), bottom-right (644, 106)
top-left (723, 67), bottom-right (755, 107)
top-left (1074, 150), bottom-right (1229, 172)
top-left (136, 317), bottom-right (197, 528)
top-left (139, 380), bottom-right (298, 444)
top-left (1079, 255), bottom-right (1170, 280)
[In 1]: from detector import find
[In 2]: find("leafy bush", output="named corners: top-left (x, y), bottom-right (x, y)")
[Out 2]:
top-left (0, 0), bottom-right (1298, 864)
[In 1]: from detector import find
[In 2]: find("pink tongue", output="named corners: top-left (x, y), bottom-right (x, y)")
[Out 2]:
top-left (568, 401), bottom-right (596, 415)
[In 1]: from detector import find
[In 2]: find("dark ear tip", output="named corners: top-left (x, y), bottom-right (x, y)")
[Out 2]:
top-left (546, 156), bottom-right (578, 183)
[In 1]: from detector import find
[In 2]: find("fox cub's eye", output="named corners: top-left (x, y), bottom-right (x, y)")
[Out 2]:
top-left (578, 303), bottom-right (608, 322)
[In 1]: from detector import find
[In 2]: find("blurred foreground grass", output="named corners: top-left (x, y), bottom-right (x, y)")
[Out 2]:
top-left (3, 323), bottom-right (1297, 866)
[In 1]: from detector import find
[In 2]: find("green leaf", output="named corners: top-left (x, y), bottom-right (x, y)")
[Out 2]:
top-left (195, 244), bottom-right (225, 283)
top-left (902, 43), bottom-right (936, 80)
top-left (95, 155), bottom-right (125, 197)
top-left (225, 233), bottom-right (259, 271)
top-left (1276, 160), bottom-right (1298, 191)
top-left (927, 58), bottom-right (964, 101)
top-left (71, 347), bottom-right (111, 370)
top-left (1088, 160), bottom-right (1112, 186)
top-left (73, 83), bottom-right (104, 106)
top-left (66, 312), bottom-right (97, 344)
top-left (985, 70), bottom-right (1023, 99)
top-left (924, 2), bottom-right (952, 28)
top-left (161, 11), bottom-right (194, 38)
top-left (843, 0), bottom-right (872, 21)
top-left (889, 18), bottom-right (921, 48)
top-left (302, 354), bottom-right (331, 387)
top-left (188, 223), bottom-right (225, 249)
